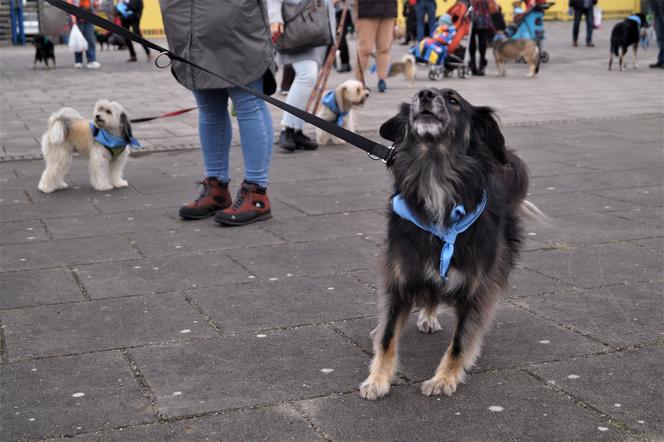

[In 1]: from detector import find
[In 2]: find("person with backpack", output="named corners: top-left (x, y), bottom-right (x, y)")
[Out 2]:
top-left (116, 0), bottom-right (151, 61)
top-left (468, 0), bottom-right (495, 76)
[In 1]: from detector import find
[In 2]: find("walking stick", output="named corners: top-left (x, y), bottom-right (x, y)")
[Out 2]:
top-left (305, 1), bottom-right (349, 114)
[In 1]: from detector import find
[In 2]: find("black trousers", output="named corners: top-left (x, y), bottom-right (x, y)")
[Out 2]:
top-left (121, 16), bottom-right (150, 58)
top-left (469, 27), bottom-right (492, 67)
top-left (335, 8), bottom-right (353, 65)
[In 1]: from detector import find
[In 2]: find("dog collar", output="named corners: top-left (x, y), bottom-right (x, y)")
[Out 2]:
top-left (90, 122), bottom-right (141, 158)
top-left (627, 15), bottom-right (641, 28)
top-left (391, 191), bottom-right (488, 281)
top-left (322, 90), bottom-right (348, 126)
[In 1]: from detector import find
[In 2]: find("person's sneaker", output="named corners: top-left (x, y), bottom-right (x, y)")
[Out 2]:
top-left (126, 57), bottom-right (138, 62)
top-left (649, 62), bottom-right (664, 68)
top-left (338, 63), bottom-right (352, 72)
top-left (279, 128), bottom-right (297, 151)
top-left (215, 182), bottom-right (272, 226)
top-left (378, 79), bottom-right (387, 93)
top-left (86, 61), bottom-right (101, 69)
top-left (179, 177), bottom-right (232, 220)
top-left (293, 130), bottom-right (318, 150)
top-left (572, 41), bottom-right (579, 47)
top-left (586, 42), bottom-right (595, 47)
top-left (74, 62), bottom-right (83, 69)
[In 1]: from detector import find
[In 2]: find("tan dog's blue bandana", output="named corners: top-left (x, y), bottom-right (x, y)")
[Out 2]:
top-left (391, 191), bottom-right (488, 280)
top-left (90, 122), bottom-right (141, 159)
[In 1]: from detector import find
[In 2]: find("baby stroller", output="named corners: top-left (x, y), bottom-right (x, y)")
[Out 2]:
top-left (410, 1), bottom-right (474, 80)
top-left (505, 0), bottom-right (554, 63)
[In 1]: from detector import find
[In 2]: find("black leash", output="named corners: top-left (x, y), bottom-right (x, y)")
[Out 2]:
top-left (47, 0), bottom-right (395, 164)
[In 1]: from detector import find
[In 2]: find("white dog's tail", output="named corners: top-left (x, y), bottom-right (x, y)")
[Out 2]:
top-left (47, 107), bottom-right (82, 145)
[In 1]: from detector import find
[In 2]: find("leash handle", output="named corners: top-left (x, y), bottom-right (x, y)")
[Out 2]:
top-left (44, 0), bottom-right (394, 163)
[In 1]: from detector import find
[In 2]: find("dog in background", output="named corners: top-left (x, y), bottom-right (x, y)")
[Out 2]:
top-left (609, 13), bottom-right (650, 71)
top-left (32, 34), bottom-right (56, 69)
top-left (39, 99), bottom-right (139, 193)
top-left (315, 79), bottom-right (370, 145)
top-left (359, 88), bottom-right (543, 400)
top-left (493, 35), bottom-right (540, 77)
top-left (388, 54), bottom-right (417, 86)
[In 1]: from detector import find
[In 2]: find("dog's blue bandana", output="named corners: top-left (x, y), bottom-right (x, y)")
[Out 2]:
top-left (391, 191), bottom-right (488, 281)
top-left (627, 15), bottom-right (641, 28)
top-left (90, 122), bottom-right (141, 159)
top-left (322, 90), bottom-right (348, 126)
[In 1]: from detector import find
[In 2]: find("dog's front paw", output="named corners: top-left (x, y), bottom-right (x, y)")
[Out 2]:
top-left (421, 375), bottom-right (460, 397)
top-left (417, 310), bottom-right (442, 334)
top-left (359, 376), bottom-right (391, 400)
top-left (93, 183), bottom-right (114, 191)
top-left (112, 179), bottom-right (128, 188)
top-left (38, 182), bottom-right (55, 193)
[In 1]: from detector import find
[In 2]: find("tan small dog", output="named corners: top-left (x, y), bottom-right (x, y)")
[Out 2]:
top-left (387, 54), bottom-right (417, 86)
top-left (315, 79), bottom-right (370, 145)
top-left (38, 99), bottom-right (139, 193)
top-left (493, 37), bottom-right (540, 78)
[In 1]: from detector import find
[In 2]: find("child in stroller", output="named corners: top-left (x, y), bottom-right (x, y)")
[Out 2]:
top-left (504, 0), bottom-right (554, 62)
top-left (410, 4), bottom-right (474, 79)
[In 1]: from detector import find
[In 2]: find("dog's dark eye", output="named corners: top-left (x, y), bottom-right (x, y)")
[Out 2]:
top-left (448, 96), bottom-right (459, 105)
top-left (106, 110), bottom-right (111, 114)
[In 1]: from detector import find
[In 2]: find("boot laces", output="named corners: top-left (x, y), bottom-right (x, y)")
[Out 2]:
top-left (194, 180), bottom-right (211, 203)
top-left (231, 187), bottom-right (250, 210)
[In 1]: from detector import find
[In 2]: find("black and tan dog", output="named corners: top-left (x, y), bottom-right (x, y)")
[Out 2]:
top-left (493, 36), bottom-right (540, 77)
top-left (359, 88), bottom-right (542, 400)
top-left (32, 34), bottom-right (56, 69)
top-left (609, 13), bottom-right (650, 71)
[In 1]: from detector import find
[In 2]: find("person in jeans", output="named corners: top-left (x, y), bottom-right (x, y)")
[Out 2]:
top-left (416, 0), bottom-right (436, 41)
top-left (649, 0), bottom-right (664, 68)
top-left (160, 0), bottom-right (276, 226)
top-left (355, 0), bottom-right (397, 92)
top-left (268, 0), bottom-right (335, 152)
top-left (570, 0), bottom-right (596, 47)
top-left (116, 0), bottom-right (151, 62)
top-left (72, 0), bottom-right (100, 69)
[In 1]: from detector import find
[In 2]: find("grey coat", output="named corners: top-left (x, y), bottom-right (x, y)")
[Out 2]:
top-left (267, 0), bottom-right (335, 66)
top-left (159, 0), bottom-right (276, 93)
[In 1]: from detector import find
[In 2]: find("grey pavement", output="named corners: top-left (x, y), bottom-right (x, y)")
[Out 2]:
top-left (1, 19), bottom-right (663, 442)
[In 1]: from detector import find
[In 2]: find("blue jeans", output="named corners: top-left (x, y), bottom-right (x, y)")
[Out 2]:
top-left (74, 19), bottom-right (96, 63)
top-left (416, 0), bottom-right (437, 42)
top-left (192, 78), bottom-right (273, 188)
top-left (651, 0), bottom-right (664, 64)
top-left (281, 59), bottom-right (318, 130)
top-left (572, 6), bottom-right (593, 44)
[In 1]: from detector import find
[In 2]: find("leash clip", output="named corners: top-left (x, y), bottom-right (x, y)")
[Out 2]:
top-left (155, 51), bottom-right (173, 69)
top-left (367, 144), bottom-right (395, 166)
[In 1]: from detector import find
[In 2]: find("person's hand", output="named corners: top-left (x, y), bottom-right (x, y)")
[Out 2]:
top-left (270, 22), bottom-right (284, 37)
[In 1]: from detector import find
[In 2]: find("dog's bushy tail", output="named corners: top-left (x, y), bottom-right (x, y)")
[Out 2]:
top-left (47, 107), bottom-right (81, 145)
top-left (610, 27), bottom-right (621, 56)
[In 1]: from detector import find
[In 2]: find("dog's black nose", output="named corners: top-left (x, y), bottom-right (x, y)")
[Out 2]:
top-left (418, 89), bottom-right (437, 104)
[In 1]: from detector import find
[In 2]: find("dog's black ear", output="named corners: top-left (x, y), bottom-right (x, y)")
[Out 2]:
top-left (472, 106), bottom-right (507, 164)
top-left (379, 102), bottom-right (410, 142)
top-left (120, 112), bottom-right (133, 141)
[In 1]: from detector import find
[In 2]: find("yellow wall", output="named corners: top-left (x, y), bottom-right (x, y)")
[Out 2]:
top-left (138, 0), bottom-right (641, 38)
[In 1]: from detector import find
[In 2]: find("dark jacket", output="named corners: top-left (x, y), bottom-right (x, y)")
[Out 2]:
top-left (159, 0), bottom-right (276, 93)
top-left (357, 0), bottom-right (398, 19)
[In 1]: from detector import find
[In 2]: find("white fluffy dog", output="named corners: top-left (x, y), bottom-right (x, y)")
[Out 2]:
top-left (315, 79), bottom-right (370, 145)
top-left (38, 99), bottom-right (139, 193)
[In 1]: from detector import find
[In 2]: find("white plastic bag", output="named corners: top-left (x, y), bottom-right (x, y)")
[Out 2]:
top-left (593, 8), bottom-right (602, 30)
top-left (68, 24), bottom-right (89, 53)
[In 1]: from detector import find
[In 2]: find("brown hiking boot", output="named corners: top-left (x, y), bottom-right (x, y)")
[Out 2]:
top-left (179, 177), bottom-right (232, 220)
top-left (214, 181), bottom-right (272, 226)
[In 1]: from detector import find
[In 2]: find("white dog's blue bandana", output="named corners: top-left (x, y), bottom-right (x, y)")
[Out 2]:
top-left (391, 191), bottom-right (488, 280)
top-left (90, 122), bottom-right (141, 159)
top-left (322, 90), bottom-right (348, 126)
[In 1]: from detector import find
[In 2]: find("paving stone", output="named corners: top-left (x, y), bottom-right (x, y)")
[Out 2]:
top-left (75, 253), bottom-right (249, 299)
top-left (87, 189), bottom-right (194, 213)
top-left (263, 211), bottom-right (386, 243)
top-left (527, 173), bottom-right (617, 195)
top-left (0, 189), bottom-right (30, 205)
top-left (629, 237), bottom-right (663, 255)
top-left (526, 190), bottom-right (638, 217)
top-left (526, 212), bottom-right (662, 247)
top-left (505, 267), bottom-right (574, 298)
top-left (42, 209), bottom-right (180, 240)
top-left (0, 292), bottom-right (217, 360)
top-left (278, 189), bottom-right (389, 215)
top-left (0, 198), bottom-right (99, 222)
top-left (512, 282), bottom-right (662, 348)
top-left (127, 224), bottom-right (285, 257)
top-left (0, 267), bottom-right (83, 310)
top-left (583, 167), bottom-right (663, 189)
top-left (522, 242), bottom-right (662, 289)
top-left (0, 236), bottom-right (139, 272)
top-left (128, 326), bottom-right (369, 417)
top-left (0, 219), bottom-right (49, 244)
top-left (75, 405), bottom-right (321, 441)
top-left (230, 236), bottom-right (380, 280)
top-left (297, 370), bottom-right (628, 441)
top-left (607, 207), bottom-right (664, 228)
top-left (187, 274), bottom-right (376, 334)
top-left (531, 347), bottom-right (663, 440)
top-left (589, 186), bottom-right (663, 208)
top-left (335, 302), bottom-right (606, 381)
top-left (0, 351), bottom-right (154, 441)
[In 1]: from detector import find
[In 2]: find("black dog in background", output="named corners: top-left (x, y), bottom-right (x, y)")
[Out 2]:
top-left (359, 88), bottom-right (543, 400)
top-left (32, 34), bottom-right (56, 69)
top-left (609, 13), bottom-right (650, 71)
